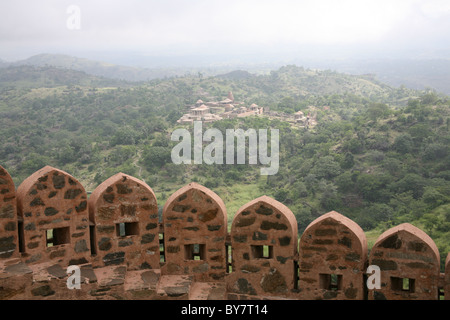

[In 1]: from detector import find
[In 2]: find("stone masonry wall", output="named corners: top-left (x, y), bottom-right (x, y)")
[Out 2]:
top-left (88, 173), bottom-right (160, 270)
top-left (0, 165), bottom-right (17, 260)
top-left (228, 196), bottom-right (298, 299)
top-left (161, 183), bottom-right (228, 282)
top-left (298, 211), bottom-right (368, 300)
top-left (0, 165), bottom-right (449, 300)
top-left (368, 223), bottom-right (441, 300)
top-left (15, 166), bottom-right (91, 266)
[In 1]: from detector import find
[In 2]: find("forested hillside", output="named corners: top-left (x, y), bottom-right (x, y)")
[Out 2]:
top-left (0, 64), bottom-right (449, 269)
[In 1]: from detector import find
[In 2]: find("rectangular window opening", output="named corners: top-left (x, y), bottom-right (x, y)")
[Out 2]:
top-left (391, 277), bottom-right (415, 293)
top-left (46, 227), bottom-right (70, 247)
top-left (89, 225), bottom-right (97, 255)
top-left (159, 233), bottom-right (165, 263)
top-left (320, 273), bottom-right (342, 291)
top-left (251, 245), bottom-right (273, 259)
top-left (115, 222), bottom-right (139, 237)
top-left (293, 261), bottom-right (300, 290)
top-left (226, 244), bottom-right (232, 273)
top-left (18, 221), bottom-right (25, 253)
top-left (184, 244), bottom-right (205, 261)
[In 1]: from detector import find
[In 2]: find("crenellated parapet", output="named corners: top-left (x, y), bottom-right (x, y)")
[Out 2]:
top-left (0, 164), bottom-right (449, 300)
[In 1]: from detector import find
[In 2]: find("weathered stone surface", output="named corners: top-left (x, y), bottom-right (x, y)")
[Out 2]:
top-left (89, 173), bottom-right (159, 270)
top-left (0, 204), bottom-right (14, 218)
top-left (98, 238), bottom-right (112, 251)
top-left (16, 166), bottom-right (90, 266)
top-left (74, 240), bottom-right (89, 253)
top-left (44, 207), bottom-right (59, 216)
top-left (298, 211), bottom-right (367, 300)
top-left (0, 236), bottom-right (16, 258)
top-left (260, 220), bottom-right (288, 231)
top-left (234, 278), bottom-right (257, 295)
top-left (162, 183), bottom-right (227, 282)
top-left (230, 196), bottom-right (297, 298)
top-left (252, 231), bottom-right (268, 241)
top-left (255, 205), bottom-right (273, 216)
top-left (31, 285), bottom-right (55, 297)
top-left (64, 189), bottom-right (82, 200)
top-left (235, 216), bottom-right (256, 228)
top-left (368, 223), bottom-right (440, 300)
top-left (198, 208), bottom-right (218, 222)
top-left (103, 252), bottom-right (125, 266)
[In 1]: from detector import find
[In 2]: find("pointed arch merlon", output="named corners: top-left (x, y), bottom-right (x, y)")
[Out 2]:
top-left (298, 211), bottom-right (368, 300)
top-left (229, 196), bottom-right (298, 297)
top-left (0, 165), bottom-right (17, 259)
top-left (372, 223), bottom-right (440, 265)
top-left (301, 210), bottom-right (368, 259)
top-left (162, 182), bottom-right (227, 281)
top-left (369, 223), bottom-right (440, 300)
top-left (88, 172), bottom-right (159, 270)
top-left (16, 166), bottom-right (90, 266)
top-left (231, 195), bottom-right (298, 248)
top-left (163, 182), bottom-right (227, 227)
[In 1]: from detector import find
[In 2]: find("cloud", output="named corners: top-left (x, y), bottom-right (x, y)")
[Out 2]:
top-left (0, 0), bottom-right (449, 60)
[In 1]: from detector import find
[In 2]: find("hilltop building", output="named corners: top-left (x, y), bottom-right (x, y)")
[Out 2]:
top-left (177, 92), bottom-right (262, 124)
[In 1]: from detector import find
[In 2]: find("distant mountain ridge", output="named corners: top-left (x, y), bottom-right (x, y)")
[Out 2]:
top-left (0, 65), bottom-right (127, 88)
top-left (0, 53), bottom-right (181, 82)
top-left (1, 53), bottom-right (450, 95)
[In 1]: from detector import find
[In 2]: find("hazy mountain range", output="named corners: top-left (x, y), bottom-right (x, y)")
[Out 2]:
top-left (1, 53), bottom-right (450, 95)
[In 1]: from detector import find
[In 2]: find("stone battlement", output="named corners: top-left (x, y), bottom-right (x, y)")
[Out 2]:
top-left (0, 165), bottom-right (449, 300)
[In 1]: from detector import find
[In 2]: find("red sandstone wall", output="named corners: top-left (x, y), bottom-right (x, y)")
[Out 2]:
top-left (161, 183), bottom-right (228, 282)
top-left (0, 164), bottom-right (449, 300)
top-left (16, 166), bottom-right (91, 266)
top-left (88, 173), bottom-right (160, 270)
top-left (0, 165), bottom-right (17, 260)
top-left (228, 196), bottom-right (298, 299)
top-left (298, 211), bottom-right (368, 300)
top-left (368, 223), bottom-right (441, 300)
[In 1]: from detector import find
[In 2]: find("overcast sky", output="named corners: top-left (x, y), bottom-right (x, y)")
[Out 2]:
top-left (1, 0), bottom-right (450, 64)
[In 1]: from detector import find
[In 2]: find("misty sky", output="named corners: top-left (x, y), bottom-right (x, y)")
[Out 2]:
top-left (1, 0), bottom-right (450, 64)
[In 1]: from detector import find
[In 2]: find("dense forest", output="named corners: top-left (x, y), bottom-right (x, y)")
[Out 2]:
top-left (0, 64), bottom-right (449, 269)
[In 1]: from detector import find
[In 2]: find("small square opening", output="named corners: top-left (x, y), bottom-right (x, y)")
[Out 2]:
top-left (159, 233), bottom-right (165, 263)
top-left (251, 245), bottom-right (273, 259)
top-left (226, 244), bottom-right (232, 273)
top-left (391, 277), bottom-right (415, 293)
top-left (184, 244), bottom-right (205, 261)
top-left (46, 227), bottom-right (70, 247)
top-left (116, 222), bottom-right (139, 237)
top-left (320, 273), bottom-right (342, 291)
